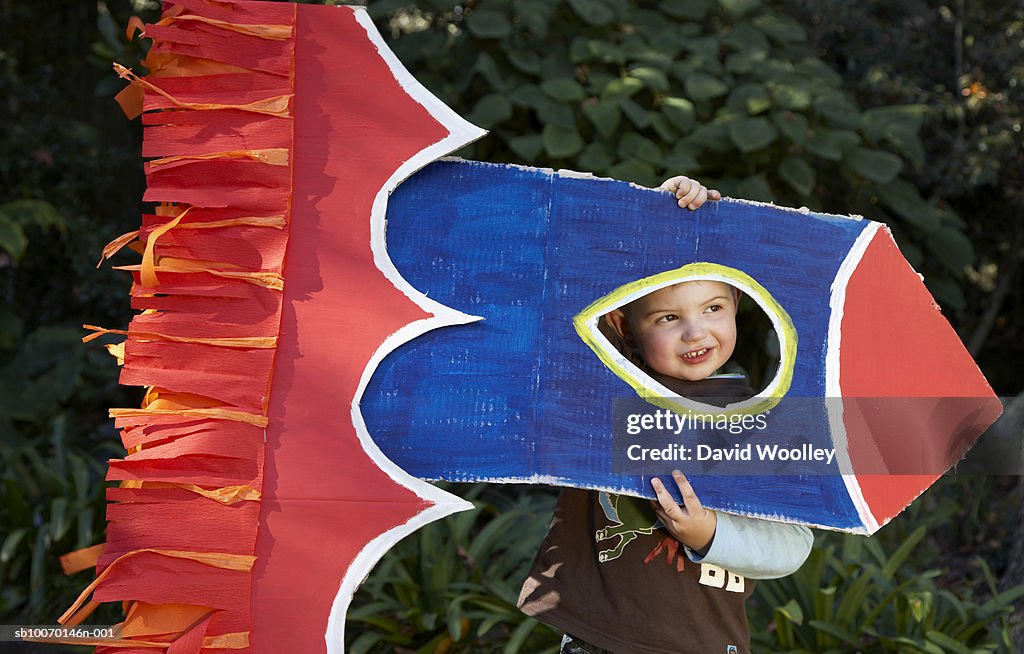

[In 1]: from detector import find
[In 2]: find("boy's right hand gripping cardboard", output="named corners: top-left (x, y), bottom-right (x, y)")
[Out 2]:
top-left (364, 158), bottom-right (1002, 534)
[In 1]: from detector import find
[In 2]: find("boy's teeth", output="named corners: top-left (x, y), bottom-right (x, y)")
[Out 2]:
top-left (684, 348), bottom-right (708, 359)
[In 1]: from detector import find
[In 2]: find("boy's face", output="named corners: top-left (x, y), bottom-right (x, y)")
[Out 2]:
top-left (606, 280), bottom-right (738, 382)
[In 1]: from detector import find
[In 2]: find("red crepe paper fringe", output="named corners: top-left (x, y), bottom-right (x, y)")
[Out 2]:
top-left (63, 2), bottom-right (296, 651)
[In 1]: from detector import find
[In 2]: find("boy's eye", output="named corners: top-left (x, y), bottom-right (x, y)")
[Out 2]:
top-left (656, 314), bottom-right (678, 323)
top-left (704, 304), bottom-right (722, 314)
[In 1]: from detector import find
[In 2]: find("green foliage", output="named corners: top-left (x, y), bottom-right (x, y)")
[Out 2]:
top-left (769, 0), bottom-right (1024, 390)
top-left (345, 485), bottom-right (560, 654)
top-left (0, 0), bottom-right (150, 626)
top-left (0, 201), bottom-right (65, 262)
top-left (750, 527), bottom-right (1020, 652)
top-left (369, 0), bottom-right (973, 313)
top-left (0, 415), bottom-right (111, 622)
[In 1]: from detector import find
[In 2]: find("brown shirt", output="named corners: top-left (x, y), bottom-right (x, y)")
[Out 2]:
top-left (518, 488), bottom-right (754, 653)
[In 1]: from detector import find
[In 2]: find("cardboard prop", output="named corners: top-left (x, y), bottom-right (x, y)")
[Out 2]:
top-left (64, 0), bottom-right (999, 651)
top-left (365, 158), bottom-right (1001, 535)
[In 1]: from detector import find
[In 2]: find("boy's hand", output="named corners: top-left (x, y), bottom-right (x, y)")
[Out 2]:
top-left (651, 470), bottom-right (717, 553)
top-left (660, 176), bottom-right (721, 210)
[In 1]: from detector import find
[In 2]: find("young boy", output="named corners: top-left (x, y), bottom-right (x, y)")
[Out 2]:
top-left (517, 177), bottom-right (813, 654)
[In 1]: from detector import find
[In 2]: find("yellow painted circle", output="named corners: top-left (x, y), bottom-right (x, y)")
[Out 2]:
top-left (573, 262), bottom-right (796, 415)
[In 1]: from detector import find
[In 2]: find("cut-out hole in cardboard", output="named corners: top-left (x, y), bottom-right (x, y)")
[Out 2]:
top-left (574, 263), bottom-right (796, 415)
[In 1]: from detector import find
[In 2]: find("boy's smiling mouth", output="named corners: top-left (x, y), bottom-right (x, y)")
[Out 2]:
top-left (680, 346), bottom-right (713, 362)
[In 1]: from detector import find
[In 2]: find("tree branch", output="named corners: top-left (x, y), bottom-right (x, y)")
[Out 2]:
top-left (968, 219), bottom-right (1024, 357)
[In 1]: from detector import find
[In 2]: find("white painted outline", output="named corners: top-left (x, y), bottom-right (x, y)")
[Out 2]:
top-left (825, 221), bottom-right (883, 535)
top-left (325, 8), bottom-right (487, 653)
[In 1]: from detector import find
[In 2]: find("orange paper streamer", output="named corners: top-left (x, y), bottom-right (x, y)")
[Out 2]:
top-left (147, 148), bottom-right (289, 168)
top-left (98, 229), bottom-right (141, 267)
top-left (60, 549), bottom-right (255, 625)
top-left (60, 544), bottom-right (106, 575)
top-left (83, 324), bottom-right (277, 349)
top-left (160, 13), bottom-right (293, 40)
top-left (114, 63), bottom-right (292, 117)
top-left (140, 207), bottom-right (191, 288)
top-left (71, 1), bottom-right (295, 650)
top-left (109, 407), bottom-right (270, 428)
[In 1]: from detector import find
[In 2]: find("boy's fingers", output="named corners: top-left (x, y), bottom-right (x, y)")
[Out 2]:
top-left (652, 504), bottom-right (669, 523)
top-left (673, 470), bottom-right (704, 515)
top-left (708, 189), bottom-right (722, 201)
top-left (687, 187), bottom-right (708, 209)
top-left (677, 183), bottom-right (701, 207)
top-left (659, 175), bottom-right (685, 193)
top-left (651, 477), bottom-right (682, 515)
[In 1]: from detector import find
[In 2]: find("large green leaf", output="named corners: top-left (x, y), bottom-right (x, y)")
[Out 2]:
top-left (0, 199), bottom-right (65, 232)
top-left (728, 117), bottom-right (778, 153)
top-left (663, 151), bottom-right (700, 173)
top-left (0, 216), bottom-right (27, 261)
top-left (1, 528), bottom-right (28, 564)
top-left (660, 97), bottom-right (696, 132)
top-left (721, 23), bottom-right (771, 52)
top-left (725, 48), bottom-right (768, 74)
top-left (660, 0), bottom-right (714, 20)
top-left (508, 84), bottom-right (548, 110)
top-left (619, 97), bottom-right (652, 128)
top-left (877, 179), bottom-right (940, 231)
top-left (507, 49), bottom-right (542, 74)
top-left (541, 77), bottom-right (586, 103)
top-left (770, 83), bottom-right (812, 110)
top-left (466, 9), bottom-right (511, 39)
top-left (751, 13), bottom-right (807, 43)
top-left (795, 57), bottom-right (843, 88)
top-left (779, 156), bottom-right (815, 197)
top-left (814, 92), bottom-right (862, 129)
top-left (926, 226), bottom-right (974, 275)
top-left (727, 82), bottom-right (772, 115)
top-left (601, 76), bottom-right (644, 100)
top-left (513, 0), bottom-right (555, 37)
top-left (617, 133), bottom-right (662, 164)
top-left (583, 100), bottom-right (622, 138)
top-left (772, 110), bottom-right (808, 144)
top-left (578, 142), bottom-right (614, 172)
top-left (848, 147), bottom-right (903, 184)
top-left (736, 173), bottom-right (774, 201)
top-left (472, 52), bottom-right (506, 90)
top-left (537, 102), bottom-right (576, 129)
top-left (629, 66), bottom-right (669, 92)
top-left (607, 159), bottom-right (657, 186)
top-left (805, 128), bottom-right (860, 161)
top-left (925, 630), bottom-right (975, 654)
top-left (684, 121), bottom-right (734, 153)
top-left (568, 0), bottom-right (616, 26)
top-left (580, 38), bottom-right (624, 64)
top-left (466, 94), bottom-right (513, 128)
top-left (684, 72), bottom-right (730, 101)
top-left (720, 0), bottom-right (762, 19)
top-left (862, 105), bottom-right (927, 167)
top-left (542, 125), bottom-right (584, 158)
top-left (862, 105), bottom-right (925, 141)
top-left (650, 114), bottom-right (680, 141)
top-left (508, 134), bottom-right (544, 161)
top-left (776, 597), bottom-right (805, 624)
top-left (906, 590), bottom-right (934, 624)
